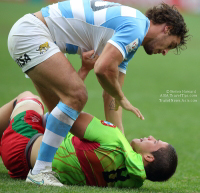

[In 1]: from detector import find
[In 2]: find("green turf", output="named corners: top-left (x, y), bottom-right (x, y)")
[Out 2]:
top-left (0, 2), bottom-right (200, 193)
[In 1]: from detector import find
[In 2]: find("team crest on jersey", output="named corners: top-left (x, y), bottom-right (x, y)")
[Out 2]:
top-left (101, 120), bottom-right (116, 128)
top-left (30, 115), bottom-right (40, 122)
top-left (126, 38), bottom-right (138, 53)
top-left (36, 42), bottom-right (50, 54)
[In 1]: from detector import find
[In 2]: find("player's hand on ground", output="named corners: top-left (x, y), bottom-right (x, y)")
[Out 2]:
top-left (115, 96), bottom-right (144, 120)
top-left (82, 50), bottom-right (98, 71)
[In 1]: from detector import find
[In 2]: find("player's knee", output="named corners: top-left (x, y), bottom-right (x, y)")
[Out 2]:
top-left (17, 91), bottom-right (42, 102)
top-left (18, 91), bottom-right (34, 99)
top-left (61, 84), bottom-right (88, 110)
top-left (74, 84), bottom-right (88, 107)
top-left (23, 91), bottom-right (33, 96)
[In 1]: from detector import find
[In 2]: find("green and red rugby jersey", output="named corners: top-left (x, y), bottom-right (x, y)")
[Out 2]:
top-left (8, 111), bottom-right (44, 138)
top-left (53, 117), bottom-right (146, 188)
top-left (1, 110), bottom-right (44, 178)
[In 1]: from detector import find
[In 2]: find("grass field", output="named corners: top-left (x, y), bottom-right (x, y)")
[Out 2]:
top-left (0, 2), bottom-right (200, 193)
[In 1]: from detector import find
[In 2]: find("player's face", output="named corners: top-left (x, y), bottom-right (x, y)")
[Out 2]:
top-left (131, 136), bottom-right (168, 154)
top-left (143, 34), bottom-right (181, 56)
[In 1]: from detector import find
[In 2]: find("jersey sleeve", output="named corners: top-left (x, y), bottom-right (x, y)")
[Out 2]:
top-left (108, 19), bottom-right (143, 59)
top-left (125, 151), bottom-right (146, 180)
top-left (84, 117), bottom-right (123, 145)
top-left (116, 150), bottom-right (146, 188)
top-left (108, 17), bottom-right (149, 73)
top-left (118, 52), bottom-right (134, 74)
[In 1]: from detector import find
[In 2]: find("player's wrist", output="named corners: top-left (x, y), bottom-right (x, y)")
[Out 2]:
top-left (114, 91), bottom-right (124, 101)
top-left (80, 65), bottom-right (92, 72)
top-left (78, 66), bottom-right (90, 81)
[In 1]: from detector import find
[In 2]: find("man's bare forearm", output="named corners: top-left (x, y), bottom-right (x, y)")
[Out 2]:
top-left (79, 50), bottom-right (98, 81)
top-left (96, 68), bottom-right (124, 101)
top-left (94, 43), bottom-right (144, 119)
top-left (94, 43), bottom-right (124, 101)
top-left (103, 72), bottom-right (125, 132)
top-left (103, 91), bottom-right (124, 133)
top-left (78, 66), bottom-right (90, 82)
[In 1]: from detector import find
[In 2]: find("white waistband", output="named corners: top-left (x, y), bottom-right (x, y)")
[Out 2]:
top-left (10, 100), bottom-right (41, 119)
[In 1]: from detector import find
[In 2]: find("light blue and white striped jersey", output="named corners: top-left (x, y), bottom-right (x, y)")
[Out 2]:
top-left (41, 0), bottom-right (150, 73)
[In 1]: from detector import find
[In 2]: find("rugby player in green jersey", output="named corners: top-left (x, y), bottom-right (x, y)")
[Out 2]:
top-left (0, 90), bottom-right (177, 188)
top-left (0, 50), bottom-right (177, 187)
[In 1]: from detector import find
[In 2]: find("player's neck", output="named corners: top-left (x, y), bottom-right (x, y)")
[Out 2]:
top-left (142, 21), bottom-right (166, 46)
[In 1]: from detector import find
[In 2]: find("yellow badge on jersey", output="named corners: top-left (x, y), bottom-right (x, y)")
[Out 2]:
top-left (37, 42), bottom-right (50, 54)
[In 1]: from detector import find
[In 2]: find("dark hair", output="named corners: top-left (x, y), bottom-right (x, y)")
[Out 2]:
top-left (144, 144), bottom-right (178, 182)
top-left (145, 3), bottom-right (190, 53)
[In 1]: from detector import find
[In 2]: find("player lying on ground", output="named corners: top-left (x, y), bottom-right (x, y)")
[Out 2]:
top-left (0, 91), bottom-right (177, 188)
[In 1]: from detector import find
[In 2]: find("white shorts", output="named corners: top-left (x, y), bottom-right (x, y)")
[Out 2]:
top-left (8, 14), bottom-right (60, 72)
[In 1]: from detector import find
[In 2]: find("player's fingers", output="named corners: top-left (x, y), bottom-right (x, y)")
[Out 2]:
top-left (92, 54), bottom-right (99, 62)
top-left (131, 107), bottom-right (144, 120)
top-left (135, 108), bottom-right (144, 120)
top-left (131, 107), bottom-right (140, 117)
top-left (83, 50), bottom-right (95, 58)
top-left (94, 54), bottom-right (99, 60)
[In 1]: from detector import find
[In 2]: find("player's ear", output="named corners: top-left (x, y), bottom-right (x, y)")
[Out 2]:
top-left (164, 26), bottom-right (173, 34)
top-left (143, 153), bottom-right (155, 163)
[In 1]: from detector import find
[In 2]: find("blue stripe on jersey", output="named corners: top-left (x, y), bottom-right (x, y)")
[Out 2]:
top-left (41, 6), bottom-right (50, 17)
top-left (57, 102), bottom-right (80, 120)
top-left (37, 142), bottom-right (58, 162)
top-left (119, 53), bottom-right (134, 71)
top-left (83, 0), bottom-right (94, 25)
top-left (47, 115), bottom-right (71, 137)
top-left (106, 6), bottom-right (121, 23)
top-left (101, 16), bottom-right (128, 31)
top-left (66, 43), bottom-right (78, 54)
top-left (119, 60), bottom-right (128, 72)
top-left (58, 1), bottom-right (73, 18)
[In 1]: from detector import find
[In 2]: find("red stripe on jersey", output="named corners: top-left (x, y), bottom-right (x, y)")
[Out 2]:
top-left (72, 136), bottom-right (106, 186)
top-left (84, 150), bottom-right (107, 187)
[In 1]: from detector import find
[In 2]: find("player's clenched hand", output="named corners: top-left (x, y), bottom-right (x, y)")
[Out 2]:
top-left (82, 50), bottom-right (98, 71)
top-left (115, 96), bottom-right (144, 120)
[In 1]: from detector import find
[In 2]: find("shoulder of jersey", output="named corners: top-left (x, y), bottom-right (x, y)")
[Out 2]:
top-left (120, 5), bottom-right (147, 20)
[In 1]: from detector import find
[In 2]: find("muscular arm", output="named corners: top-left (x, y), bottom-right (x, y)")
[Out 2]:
top-left (94, 43), bottom-right (144, 120)
top-left (103, 72), bottom-right (125, 133)
top-left (78, 50), bottom-right (98, 81)
top-left (94, 43), bottom-right (124, 100)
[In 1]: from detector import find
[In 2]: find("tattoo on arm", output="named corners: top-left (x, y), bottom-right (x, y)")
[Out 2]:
top-left (109, 99), bottom-right (116, 110)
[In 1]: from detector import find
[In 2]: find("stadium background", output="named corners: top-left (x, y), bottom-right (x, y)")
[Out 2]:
top-left (0, 0), bottom-right (199, 192)
top-left (2, 0), bottom-right (200, 13)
